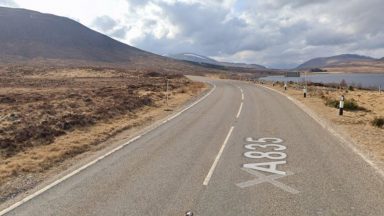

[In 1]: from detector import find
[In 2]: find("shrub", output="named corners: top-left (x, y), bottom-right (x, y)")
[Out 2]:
top-left (340, 79), bottom-right (347, 88)
top-left (325, 98), bottom-right (339, 108)
top-left (344, 99), bottom-right (368, 111)
top-left (344, 99), bottom-right (359, 110)
top-left (348, 86), bottom-right (355, 91)
top-left (324, 97), bottom-right (368, 111)
top-left (372, 117), bottom-right (384, 128)
top-left (144, 71), bottom-right (162, 77)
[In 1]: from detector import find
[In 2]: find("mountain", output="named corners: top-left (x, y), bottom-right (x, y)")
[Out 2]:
top-left (297, 54), bottom-right (375, 69)
top-left (0, 6), bottom-right (159, 63)
top-left (167, 53), bottom-right (266, 69)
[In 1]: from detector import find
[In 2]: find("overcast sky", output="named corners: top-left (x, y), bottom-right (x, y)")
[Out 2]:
top-left (1, 0), bottom-right (384, 68)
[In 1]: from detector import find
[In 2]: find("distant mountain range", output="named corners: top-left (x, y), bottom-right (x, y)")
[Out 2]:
top-left (1, 6), bottom-right (381, 74)
top-left (0, 6), bottom-right (168, 64)
top-left (167, 53), bottom-right (267, 70)
top-left (0, 6), bottom-right (272, 75)
top-left (297, 54), bottom-right (376, 69)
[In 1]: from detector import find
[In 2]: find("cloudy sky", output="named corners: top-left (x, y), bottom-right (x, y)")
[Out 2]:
top-left (1, 0), bottom-right (384, 68)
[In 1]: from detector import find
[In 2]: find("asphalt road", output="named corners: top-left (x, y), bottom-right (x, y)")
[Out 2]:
top-left (3, 76), bottom-right (384, 215)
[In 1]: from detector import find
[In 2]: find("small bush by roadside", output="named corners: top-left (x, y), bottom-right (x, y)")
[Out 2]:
top-left (372, 117), bottom-right (384, 128)
top-left (324, 97), bottom-right (368, 111)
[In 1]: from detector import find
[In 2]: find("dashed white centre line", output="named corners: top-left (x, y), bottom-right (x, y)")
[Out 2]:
top-left (237, 87), bottom-right (244, 118)
top-left (236, 102), bottom-right (243, 119)
top-left (202, 86), bottom-right (243, 185)
top-left (203, 126), bottom-right (235, 186)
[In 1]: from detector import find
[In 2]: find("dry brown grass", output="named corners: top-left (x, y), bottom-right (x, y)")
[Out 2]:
top-left (324, 61), bottom-right (384, 73)
top-left (0, 66), bottom-right (206, 202)
top-left (267, 82), bottom-right (384, 164)
top-left (25, 68), bottom-right (118, 78)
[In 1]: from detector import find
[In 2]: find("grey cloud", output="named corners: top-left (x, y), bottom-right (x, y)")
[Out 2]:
top-left (111, 26), bottom-right (130, 39)
top-left (340, 0), bottom-right (384, 34)
top-left (125, 0), bottom-right (384, 68)
top-left (0, 0), bottom-right (18, 7)
top-left (130, 1), bottom-right (305, 67)
top-left (279, 20), bottom-right (310, 37)
top-left (143, 20), bottom-right (157, 28)
top-left (350, 33), bottom-right (384, 50)
top-left (92, 15), bottom-right (118, 32)
top-left (126, 0), bottom-right (151, 7)
top-left (156, 2), bottom-right (270, 55)
top-left (271, 0), bottom-right (330, 8)
top-left (132, 34), bottom-right (197, 55)
top-left (91, 15), bottom-right (129, 40)
top-left (305, 30), bottom-right (355, 46)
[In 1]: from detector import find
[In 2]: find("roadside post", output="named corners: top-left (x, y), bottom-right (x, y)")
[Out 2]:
top-left (304, 71), bottom-right (307, 98)
top-left (284, 82), bottom-right (287, 91)
top-left (166, 78), bottom-right (169, 106)
top-left (339, 95), bottom-right (344, 116)
top-left (380, 85), bottom-right (382, 94)
top-left (185, 210), bottom-right (193, 216)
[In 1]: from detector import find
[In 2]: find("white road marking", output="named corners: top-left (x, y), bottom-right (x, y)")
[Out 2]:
top-left (258, 84), bottom-right (384, 179)
top-left (237, 86), bottom-right (244, 100)
top-left (0, 83), bottom-right (217, 216)
top-left (236, 168), bottom-right (299, 194)
top-left (236, 102), bottom-right (243, 119)
top-left (203, 126), bottom-right (235, 186)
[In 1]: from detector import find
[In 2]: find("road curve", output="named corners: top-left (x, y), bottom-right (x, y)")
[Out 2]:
top-left (2, 76), bottom-right (384, 216)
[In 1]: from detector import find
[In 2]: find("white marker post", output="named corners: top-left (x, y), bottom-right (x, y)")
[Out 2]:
top-left (185, 210), bottom-right (193, 216)
top-left (339, 95), bottom-right (344, 116)
top-left (166, 78), bottom-right (169, 106)
top-left (284, 82), bottom-right (287, 91)
top-left (304, 71), bottom-right (307, 98)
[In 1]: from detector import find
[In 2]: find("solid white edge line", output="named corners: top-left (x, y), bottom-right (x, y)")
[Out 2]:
top-left (236, 102), bottom-right (243, 119)
top-left (203, 126), bottom-right (235, 186)
top-left (258, 84), bottom-right (384, 179)
top-left (0, 82), bottom-right (217, 216)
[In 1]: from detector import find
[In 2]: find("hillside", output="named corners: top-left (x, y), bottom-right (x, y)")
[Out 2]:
top-left (0, 6), bottom-right (281, 79)
top-left (297, 54), bottom-right (375, 69)
top-left (0, 7), bottom-right (161, 63)
top-left (168, 53), bottom-right (266, 70)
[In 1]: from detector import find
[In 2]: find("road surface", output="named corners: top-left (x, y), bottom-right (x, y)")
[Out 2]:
top-left (2, 77), bottom-right (384, 215)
